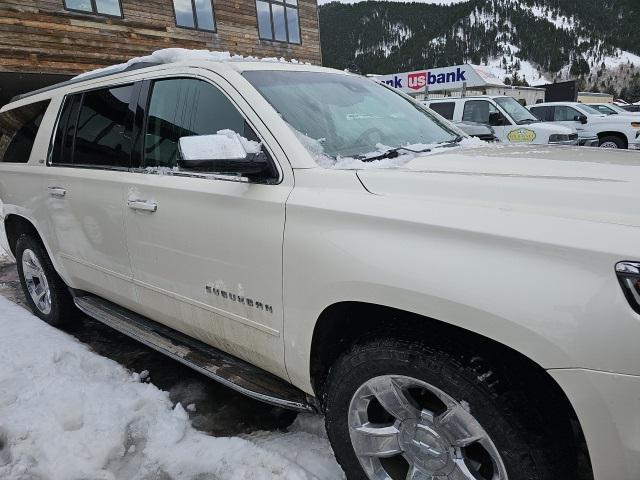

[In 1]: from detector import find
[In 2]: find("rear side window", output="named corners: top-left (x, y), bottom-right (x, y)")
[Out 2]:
top-left (529, 106), bottom-right (551, 121)
top-left (143, 78), bottom-right (256, 168)
top-left (74, 85), bottom-right (134, 168)
top-left (0, 100), bottom-right (50, 163)
top-left (429, 102), bottom-right (455, 120)
top-left (51, 84), bottom-right (134, 168)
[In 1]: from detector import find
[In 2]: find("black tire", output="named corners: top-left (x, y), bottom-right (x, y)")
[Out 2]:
top-left (598, 135), bottom-right (626, 149)
top-left (15, 234), bottom-right (77, 326)
top-left (324, 338), bottom-right (578, 480)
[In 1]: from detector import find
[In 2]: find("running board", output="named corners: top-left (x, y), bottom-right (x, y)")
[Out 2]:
top-left (73, 294), bottom-right (316, 413)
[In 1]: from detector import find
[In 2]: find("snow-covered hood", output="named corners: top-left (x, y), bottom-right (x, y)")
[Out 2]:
top-left (357, 145), bottom-right (640, 227)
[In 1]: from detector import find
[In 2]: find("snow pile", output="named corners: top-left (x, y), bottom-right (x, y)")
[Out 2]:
top-left (0, 296), bottom-right (343, 480)
top-left (74, 48), bottom-right (305, 80)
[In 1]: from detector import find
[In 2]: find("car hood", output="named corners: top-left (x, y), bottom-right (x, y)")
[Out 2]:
top-left (527, 122), bottom-right (575, 134)
top-left (356, 145), bottom-right (640, 227)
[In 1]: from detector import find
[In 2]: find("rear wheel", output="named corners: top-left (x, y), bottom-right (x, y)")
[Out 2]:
top-left (324, 338), bottom-right (577, 480)
top-left (15, 234), bottom-right (77, 326)
top-left (598, 135), bottom-right (625, 149)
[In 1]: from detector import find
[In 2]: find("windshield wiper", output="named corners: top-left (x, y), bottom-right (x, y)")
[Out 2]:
top-left (360, 145), bottom-right (432, 162)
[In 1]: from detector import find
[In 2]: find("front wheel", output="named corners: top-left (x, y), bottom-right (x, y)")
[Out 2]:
top-left (324, 339), bottom-right (576, 480)
top-left (598, 136), bottom-right (626, 149)
top-left (15, 234), bottom-right (77, 326)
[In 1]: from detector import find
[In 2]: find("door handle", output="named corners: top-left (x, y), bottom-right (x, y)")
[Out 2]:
top-left (127, 199), bottom-right (157, 212)
top-left (48, 187), bottom-right (66, 198)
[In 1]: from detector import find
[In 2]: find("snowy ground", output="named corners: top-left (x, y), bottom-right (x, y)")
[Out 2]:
top-left (0, 249), bottom-right (343, 480)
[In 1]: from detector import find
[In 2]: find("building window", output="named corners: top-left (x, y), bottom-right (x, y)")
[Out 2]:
top-left (256, 0), bottom-right (300, 44)
top-left (63, 0), bottom-right (123, 17)
top-left (173, 0), bottom-right (216, 31)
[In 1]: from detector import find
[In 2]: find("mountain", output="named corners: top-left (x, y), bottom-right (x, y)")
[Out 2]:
top-left (319, 0), bottom-right (640, 100)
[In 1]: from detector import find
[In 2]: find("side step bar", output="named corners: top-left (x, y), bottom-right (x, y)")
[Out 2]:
top-left (73, 294), bottom-right (317, 413)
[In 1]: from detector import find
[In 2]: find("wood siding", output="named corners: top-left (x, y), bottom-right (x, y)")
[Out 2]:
top-left (0, 0), bottom-right (321, 75)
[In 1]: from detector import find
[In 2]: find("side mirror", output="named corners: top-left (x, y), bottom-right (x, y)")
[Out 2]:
top-left (574, 114), bottom-right (588, 124)
top-left (177, 133), bottom-right (269, 176)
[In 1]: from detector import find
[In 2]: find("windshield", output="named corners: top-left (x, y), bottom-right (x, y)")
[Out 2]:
top-left (243, 71), bottom-right (459, 160)
top-left (579, 104), bottom-right (605, 115)
top-left (593, 104), bottom-right (617, 115)
top-left (494, 97), bottom-right (538, 124)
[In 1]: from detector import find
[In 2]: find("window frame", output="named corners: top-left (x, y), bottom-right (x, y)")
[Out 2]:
top-left (48, 82), bottom-right (138, 171)
top-left (63, 0), bottom-right (124, 19)
top-left (171, 0), bottom-right (217, 33)
top-left (133, 75), bottom-right (282, 184)
top-left (255, 0), bottom-right (302, 45)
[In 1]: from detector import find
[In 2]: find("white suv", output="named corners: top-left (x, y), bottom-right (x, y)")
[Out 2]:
top-left (529, 101), bottom-right (640, 149)
top-left (1, 55), bottom-right (640, 480)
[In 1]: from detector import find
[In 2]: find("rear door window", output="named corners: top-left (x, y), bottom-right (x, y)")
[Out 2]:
top-left (529, 106), bottom-right (552, 121)
top-left (73, 85), bottom-right (134, 168)
top-left (429, 102), bottom-right (455, 120)
top-left (0, 100), bottom-right (50, 163)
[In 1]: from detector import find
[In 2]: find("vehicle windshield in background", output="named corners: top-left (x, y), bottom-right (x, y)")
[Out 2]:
top-left (243, 71), bottom-right (459, 159)
top-left (593, 104), bottom-right (617, 115)
top-left (580, 104), bottom-right (607, 115)
top-left (494, 96), bottom-right (539, 125)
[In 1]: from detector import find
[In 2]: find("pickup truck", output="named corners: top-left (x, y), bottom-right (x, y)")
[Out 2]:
top-left (422, 96), bottom-right (583, 146)
top-left (1, 55), bottom-right (639, 480)
top-left (529, 101), bottom-right (640, 149)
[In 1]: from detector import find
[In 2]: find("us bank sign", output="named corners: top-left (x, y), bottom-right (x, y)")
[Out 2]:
top-left (377, 64), bottom-right (500, 94)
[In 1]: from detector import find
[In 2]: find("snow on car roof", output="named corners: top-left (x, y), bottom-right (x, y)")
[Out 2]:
top-left (73, 47), bottom-right (311, 80)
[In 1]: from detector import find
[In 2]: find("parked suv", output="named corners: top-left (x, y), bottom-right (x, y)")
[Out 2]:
top-left (423, 96), bottom-right (581, 146)
top-left (2, 55), bottom-right (640, 480)
top-left (529, 101), bottom-right (640, 149)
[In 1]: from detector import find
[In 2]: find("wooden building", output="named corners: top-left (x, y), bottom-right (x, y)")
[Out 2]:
top-left (0, 0), bottom-right (321, 105)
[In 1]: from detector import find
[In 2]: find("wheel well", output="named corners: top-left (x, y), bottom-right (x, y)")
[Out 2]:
top-left (597, 131), bottom-right (627, 147)
top-left (310, 301), bottom-right (593, 478)
top-left (4, 214), bottom-right (41, 256)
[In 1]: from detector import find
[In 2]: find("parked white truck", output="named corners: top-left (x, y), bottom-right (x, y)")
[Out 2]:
top-left (423, 96), bottom-right (586, 146)
top-left (529, 101), bottom-right (640, 149)
top-left (1, 53), bottom-right (640, 480)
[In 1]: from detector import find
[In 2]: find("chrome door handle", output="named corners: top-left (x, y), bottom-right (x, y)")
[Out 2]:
top-left (48, 187), bottom-right (66, 197)
top-left (127, 199), bottom-right (157, 212)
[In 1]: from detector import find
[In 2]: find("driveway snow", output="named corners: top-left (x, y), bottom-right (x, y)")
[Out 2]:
top-left (0, 295), bottom-right (343, 480)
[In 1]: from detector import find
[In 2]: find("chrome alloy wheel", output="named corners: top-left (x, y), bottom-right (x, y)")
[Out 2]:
top-left (600, 141), bottom-right (619, 149)
top-left (22, 248), bottom-right (52, 315)
top-left (348, 375), bottom-right (508, 480)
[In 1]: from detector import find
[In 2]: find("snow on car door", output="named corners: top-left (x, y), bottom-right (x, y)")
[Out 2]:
top-left (123, 76), bottom-right (292, 378)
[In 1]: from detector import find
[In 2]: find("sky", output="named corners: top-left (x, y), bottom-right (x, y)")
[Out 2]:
top-left (317, 0), bottom-right (467, 4)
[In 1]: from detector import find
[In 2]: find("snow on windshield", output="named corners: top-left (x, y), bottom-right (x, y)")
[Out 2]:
top-left (73, 48), bottom-right (306, 80)
top-left (291, 127), bottom-right (489, 170)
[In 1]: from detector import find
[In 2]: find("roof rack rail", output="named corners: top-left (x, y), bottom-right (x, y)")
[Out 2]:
top-left (9, 61), bottom-right (161, 104)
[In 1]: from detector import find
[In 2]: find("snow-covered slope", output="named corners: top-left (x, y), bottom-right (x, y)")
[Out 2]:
top-left (0, 296), bottom-right (342, 480)
top-left (320, 0), bottom-right (640, 92)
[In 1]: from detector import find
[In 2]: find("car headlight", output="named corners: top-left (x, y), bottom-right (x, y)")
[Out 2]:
top-left (616, 262), bottom-right (640, 314)
top-left (548, 134), bottom-right (576, 144)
